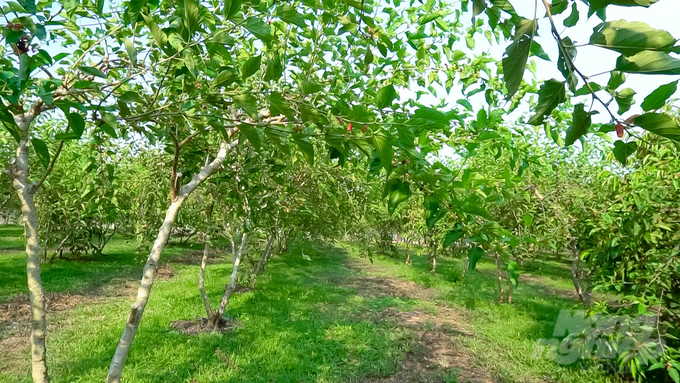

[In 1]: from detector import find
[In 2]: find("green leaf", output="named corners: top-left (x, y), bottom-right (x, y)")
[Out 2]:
top-left (565, 104), bottom-right (592, 146)
top-left (376, 84), bottom-right (397, 109)
top-left (239, 124), bottom-right (261, 150)
top-left (214, 69), bottom-right (238, 88)
top-left (124, 38), bottom-right (137, 67)
top-left (56, 113), bottom-right (86, 140)
top-left (607, 71), bottom-right (626, 90)
top-left (224, 0), bottom-right (242, 19)
top-left (465, 33), bottom-right (475, 50)
top-left (233, 93), bottom-right (258, 118)
top-left (507, 260), bottom-right (520, 287)
top-left (614, 88), bottom-right (636, 115)
top-left (0, 102), bottom-right (20, 143)
top-left (563, 3), bottom-right (579, 27)
top-left (502, 18), bottom-right (536, 98)
top-left (183, 0), bottom-right (201, 35)
top-left (264, 54), bottom-right (284, 81)
top-left (589, 0), bottom-right (659, 9)
top-left (641, 80), bottom-right (678, 111)
top-left (468, 247), bottom-right (484, 271)
top-left (293, 134), bottom-right (314, 164)
top-left (574, 82), bottom-right (602, 96)
top-left (669, 367), bottom-right (679, 383)
top-left (473, 0), bottom-right (487, 16)
top-left (241, 55), bottom-right (261, 79)
top-left (142, 14), bottom-right (168, 47)
top-left (522, 213), bottom-right (533, 227)
top-left (387, 180), bottom-right (412, 215)
top-left (269, 92), bottom-right (295, 120)
top-left (372, 131), bottom-right (393, 168)
top-left (589, 20), bottom-right (676, 55)
top-left (444, 226), bottom-right (464, 247)
top-left (80, 66), bottom-right (108, 79)
top-left (633, 113), bottom-right (680, 141)
top-left (30, 139), bottom-right (50, 169)
top-left (18, 0), bottom-right (36, 13)
top-left (277, 5), bottom-right (307, 29)
top-left (528, 80), bottom-right (567, 125)
top-left (612, 140), bottom-right (637, 165)
top-left (557, 37), bottom-right (578, 91)
top-left (549, 0), bottom-right (568, 15)
top-left (19, 54), bottom-right (30, 91)
top-left (245, 18), bottom-right (273, 42)
top-left (530, 41), bottom-right (550, 61)
top-left (616, 51), bottom-right (680, 75)
top-left (126, 0), bottom-right (148, 25)
top-left (364, 48), bottom-right (374, 72)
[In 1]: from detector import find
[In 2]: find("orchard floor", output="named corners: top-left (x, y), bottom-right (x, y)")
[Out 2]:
top-left (0, 225), bottom-right (620, 383)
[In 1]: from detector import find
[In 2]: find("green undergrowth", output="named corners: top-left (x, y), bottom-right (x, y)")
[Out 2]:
top-left (1, 227), bottom-right (620, 383)
top-left (0, 225), bottom-right (201, 303)
top-left (1, 237), bottom-right (420, 382)
top-left (343, 243), bottom-right (620, 383)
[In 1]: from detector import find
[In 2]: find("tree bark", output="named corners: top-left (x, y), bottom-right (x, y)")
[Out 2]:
top-left (198, 236), bottom-right (212, 318)
top-left (461, 256), bottom-right (469, 279)
top-left (569, 237), bottom-right (592, 307)
top-left (495, 254), bottom-right (505, 303)
top-left (250, 235), bottom-right (274, 289)
top-left (210, 231), bottom-right (248, 327)
top-left (107, 140), bottom-right (236, 383)
top-left (6, 108), bottom-right (50, 383)
top-left (429, 241), bottom-right (438, 273)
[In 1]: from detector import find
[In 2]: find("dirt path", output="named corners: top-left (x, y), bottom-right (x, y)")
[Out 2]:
top-left (344, 258), bottom-right (498, 383)
top-left (0, 263), bottom-right (175, 374)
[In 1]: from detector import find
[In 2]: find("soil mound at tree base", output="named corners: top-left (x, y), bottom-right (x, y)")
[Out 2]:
top-left (171, 317), bottom-right (238, 335)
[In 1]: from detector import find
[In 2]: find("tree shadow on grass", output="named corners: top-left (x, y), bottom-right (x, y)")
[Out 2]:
top-left (44, 243), bottom-right (411, 383)
top-left (367, 249), bottom-right (583, 343)
top-left (0, 236), bottom-right (200, 303)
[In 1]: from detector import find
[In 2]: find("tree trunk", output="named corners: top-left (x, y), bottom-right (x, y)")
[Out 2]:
top-left (250, 235), bottom-right (274, 289)
top-left (107, 198), bottom-right (183, 383)
top-left (495, 254), bottom-right (505, 303)
top-left (198, 236), bottom-right (212, 318)
top-left (429, 241), bottom-right (438, 273)
top-left (107, 140), bottom-right (236, 383)
top-left (6, 111), bottom-right (50, 383)
top-left (210, 231), bottom-right (248, 327)
top-left (228, 230), bottom-right (236, 256)
top-left (569, 237), bottom-right (592, 307)
top-left (18, 188), bottom-right (49, 383)
top-left (461, 256), bottom-right (469, 279)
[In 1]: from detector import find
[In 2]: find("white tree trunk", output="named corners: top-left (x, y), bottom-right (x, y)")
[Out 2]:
top-left (495, 253), bottom-right (505, 303)
top-left (250, 235), bottom-right (274, 288)
top-left (211, 231), bottom-right (248, 326)
top-left (199, 236), bottom-right (212, 318)
top-left (569, 237), bottom-right (592, 307)
top-left (6, 110), bottom-right (50, 383)
top-left (107, 140), bottom-right (236, 383)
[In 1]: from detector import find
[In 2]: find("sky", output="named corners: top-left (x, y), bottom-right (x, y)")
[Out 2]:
top-left (431, 0), bottom-right (680, 124)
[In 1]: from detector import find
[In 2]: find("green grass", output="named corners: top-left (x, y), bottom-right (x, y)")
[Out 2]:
top-left (0, 225), bottom-right (24, 251)
top-left (1, 227), bottom-right (620, 383)
top-left (0, 225), bottom-right (202, 303)
top-left (348, 245), bottom-right (620, 383)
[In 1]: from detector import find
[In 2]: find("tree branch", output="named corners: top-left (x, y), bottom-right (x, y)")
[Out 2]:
top-left (34, 140), bottom-right (64, 192)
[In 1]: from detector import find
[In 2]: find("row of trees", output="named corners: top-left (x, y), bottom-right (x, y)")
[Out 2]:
top-left (2, 0), bottom-right (680, 382)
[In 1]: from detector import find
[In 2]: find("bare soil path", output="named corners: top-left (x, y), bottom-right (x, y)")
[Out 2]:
top-left (344, 257), bottom-right (498, 383)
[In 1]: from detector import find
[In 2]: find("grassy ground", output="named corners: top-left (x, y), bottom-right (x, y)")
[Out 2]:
top-left (0, 226), bottom-right (619, 383)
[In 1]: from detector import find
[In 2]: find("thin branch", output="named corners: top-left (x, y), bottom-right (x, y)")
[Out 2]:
top-left (541, 0), bottom-right (618, 122)
top-left (34, 140), bottom-right (64, 191)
